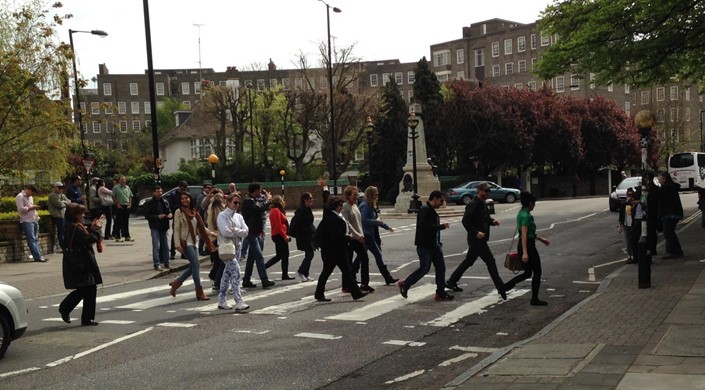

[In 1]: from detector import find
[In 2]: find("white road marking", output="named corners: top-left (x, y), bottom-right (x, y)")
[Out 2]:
top-left (383, 340), bottom-right (426, 347)
top-left (50, 281), bottom-right (196, 309)
top-left (46, 327), bottom-right (153, 367)
top-left (438, 353), bottom-right (478, 367)
top-left (295, 332), bottom-right (342, 340)
top-left (421, 289), bottom-right (529, 327)
top-left (587, 258), bottom-right (628, 281)
top-left (449, 345), bottom-right (497, 353)
top-left (233, 330), bottom-right (270, 335)
top-left (385, 370), bottom-right (425, 384)
top-left (99, 320), bottom-right (135, 325)
top-left (156, 322), bottom-right (197, 328)
top-left (0, 367), bottom-right (41, 378)
top-left (325, 284), bottom-right (437, 322)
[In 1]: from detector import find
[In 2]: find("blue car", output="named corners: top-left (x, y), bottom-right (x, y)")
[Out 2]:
top-left (447, 181), bottom-right (520, 205)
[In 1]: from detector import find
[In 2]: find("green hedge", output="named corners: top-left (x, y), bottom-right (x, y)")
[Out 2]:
top-left (0, 196), bottom-right (49, 215)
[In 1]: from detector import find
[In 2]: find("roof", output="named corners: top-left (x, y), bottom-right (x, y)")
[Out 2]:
top-left (159, 101), bottom-right (224, 146)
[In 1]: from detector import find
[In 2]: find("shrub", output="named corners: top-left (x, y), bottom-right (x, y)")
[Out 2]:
top-left (0, 195), bottom-right (49, 213)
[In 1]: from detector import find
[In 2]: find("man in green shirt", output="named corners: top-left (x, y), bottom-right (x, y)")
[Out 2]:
top-left (113, 175), bottom-right (134, 242)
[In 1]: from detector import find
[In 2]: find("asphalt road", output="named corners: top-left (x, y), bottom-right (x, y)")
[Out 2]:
top-left (1, 194), bottom-right (699, 389)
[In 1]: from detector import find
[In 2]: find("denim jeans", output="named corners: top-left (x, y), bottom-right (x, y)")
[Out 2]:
top-left (21, 221), bottom-right (42, 261)
top-left (150, 228), bottom-right (169, 266)
top-left (403, 246), bottom-right (445, 294)
top-left (177, 245), bottom-right (202, 288)
top-left (241, 234), bottom-right (264, 260)
top-left (243, 235), bottom-right (269, 283)
top-left (52, 217), bottom-right (65, 250)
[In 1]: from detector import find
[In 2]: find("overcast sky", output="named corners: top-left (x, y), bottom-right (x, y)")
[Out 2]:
top-left (59, 0), bottom-right (551, 82)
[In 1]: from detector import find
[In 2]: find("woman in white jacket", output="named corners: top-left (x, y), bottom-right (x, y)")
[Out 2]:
top-left (216, 193), bottom-right (250, 310)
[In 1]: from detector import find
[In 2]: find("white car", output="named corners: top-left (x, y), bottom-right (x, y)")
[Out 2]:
top-left (0, 282), bottom-right (28, 359)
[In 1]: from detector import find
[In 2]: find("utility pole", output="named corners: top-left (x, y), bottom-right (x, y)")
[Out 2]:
top-left (193, 23), bottom-right (205, 97)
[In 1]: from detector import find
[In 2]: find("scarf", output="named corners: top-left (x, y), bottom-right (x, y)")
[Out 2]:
top-left (180, 206), bottom-right (216, 253)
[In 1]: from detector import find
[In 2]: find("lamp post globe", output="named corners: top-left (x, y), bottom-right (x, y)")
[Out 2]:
top-left (408, 110), bottom-right (421, 213)
top-left (279, 169), bottom-right (286, 195)
top-left (208, 153), bottom-right (219, 182)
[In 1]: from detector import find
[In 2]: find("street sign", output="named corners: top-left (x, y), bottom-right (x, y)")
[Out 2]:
top-left (82, 158), bottom-right (95, 174)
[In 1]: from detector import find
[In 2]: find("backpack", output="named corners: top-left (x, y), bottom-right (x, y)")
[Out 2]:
top-left (288, 212), bottom-right (299, 238)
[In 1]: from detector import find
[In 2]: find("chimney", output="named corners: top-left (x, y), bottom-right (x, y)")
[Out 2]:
top-left (268, 58), bottom-right (277, 71)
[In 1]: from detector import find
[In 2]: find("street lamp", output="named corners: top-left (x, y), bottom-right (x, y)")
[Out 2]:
top-left (365, 116), bottom-right (374, 185)
top-left (248, 83), bottom-right (256, 179)
top-left (68, 29), bottom-right (108, 161)
top-left (700, 110), bottom-right (704, 152)
top-left (319, 0), bottom-right (342, 195)
top-left (208, 153), bottom-right (219, 183)
top-left (279, 169), bottom-right (286, 195)
top-left (407, 110), bottom-right (421, 213)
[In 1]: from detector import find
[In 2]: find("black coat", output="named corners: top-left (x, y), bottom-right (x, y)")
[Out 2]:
top-left (658, 181), bottom-right (683, 219)
top-left (144, 196), bottom-right (171, 231)
top-left (293, 205), bottom-right (315, 252)
top-left (241, 194), bottom-right (270, 235)
top-left (316, 207), bottom-right (348, 259)
top-left (462, 195), bottom-right (496, 242)
top-left (414, 202), bottom-right (446, 248)
top-left (63, 222), bottom-right (103, 290)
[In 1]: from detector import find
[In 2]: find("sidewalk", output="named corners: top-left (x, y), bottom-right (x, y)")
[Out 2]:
top-left (446, 212), bottom-right (705, 390)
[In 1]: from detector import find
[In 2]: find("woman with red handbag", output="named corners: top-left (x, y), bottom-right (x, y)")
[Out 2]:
top-left (502, 192), bottom-right (550, 306)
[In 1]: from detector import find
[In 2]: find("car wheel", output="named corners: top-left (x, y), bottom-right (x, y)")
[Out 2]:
top-left (504, 193), bottom-right (517, 203)
top-left (0, 313), bottom-right (10, 360)
top-left (461, 194), bottom-right (472, 205)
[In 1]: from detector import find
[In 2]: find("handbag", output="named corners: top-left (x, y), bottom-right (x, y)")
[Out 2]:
top-left (99, 192), bottom-right (114, 207)
top-left (218, 239), bottom-right (236, 261)
top-left (503, 232), bottom-right (524, 273)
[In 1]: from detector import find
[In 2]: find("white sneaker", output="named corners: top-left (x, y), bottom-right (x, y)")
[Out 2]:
top-left (234, 301), bottom-right (250, 311)
top-left (306, 276), bottom-right (315, 282)
top-left (217, 303), bottom-right (232, 310)
top-left (298, 272), bottom-right (307, 282)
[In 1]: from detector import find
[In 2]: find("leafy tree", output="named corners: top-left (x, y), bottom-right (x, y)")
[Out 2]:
top-left (371, 79), bottom-right (407, 200)
top-left (412, 57), bottom-right (447, 173)
top-left (155, 97), bottom-right (184, 138)
top-left (0, 1), bottom-right (74, 180)
top-left (536, 0), bottom-right (705, 89)
top-left (277, 90), bottom-right (326, 180)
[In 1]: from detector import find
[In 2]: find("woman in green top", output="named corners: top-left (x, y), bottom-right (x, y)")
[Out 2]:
top-left (503, 192), bottom-right (550, 306)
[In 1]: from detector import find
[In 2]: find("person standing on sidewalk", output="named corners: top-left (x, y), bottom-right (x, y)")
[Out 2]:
top-left (343, 186), bottom-right (373, 293)
top-left (216, 193), bottom-right (249, 311)
top-left (658, 172), bottom-right (684, 259)
top-left (358, 186), bottom-right (398, 285)
top-left (16, 184), bottom-right (47, 262)
top-left (59, 203), bottom-right (102, 326)
top-left (503, 192), bottom-right (550, 306)
top-left (169, 193), bottom-right (216, 300)
top-left (144, 185), bottom-right (172, 271)
top-left (48, 182), bottom-right (71, 252)
top-left (97, 179), bottom-right (114, 239)
top-left (397, 190), bottom-right (453, 301)
top-left (241, 182), bottom-right (275, 289)
top-left (445, 182), bottom-right (507, 300)
top-left (265, 195), bottom-right (294, 280)
top-left (618, 188), bottom-right (636, 264)
top-left (112, 175), bottom-right (134, 242)
top-left (292, 192), bottom-right (316, 282)
top-left (66, 175), bottom-right (85, 205)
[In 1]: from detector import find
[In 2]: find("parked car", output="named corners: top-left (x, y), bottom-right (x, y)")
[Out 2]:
top-left (608, 176), bottom-right (660, 211)
top-left (447, 181), bottom-right (520, 205)
top-left (0, 282), bottom-right (28, 359)
top-left (137, 185), bottom-right (203, 215)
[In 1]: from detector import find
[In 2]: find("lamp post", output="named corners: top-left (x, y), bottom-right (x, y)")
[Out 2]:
top-left (279, 169), bottom-right (286, 195)
top-left (319, 0), bottom-right (342, 195)
top-left (248, 83), bottom-right (256, 179)
top-left (208, 153), bottom-right (219, 184)
top-left (635, 110), bottom-right (654, 289)
top-left (700, 110), bottom-right (704, 152)
top-left (142, 0), bottom-right (162, 184)
top-left (68, 29), bottom-right (108, 161)
top-left (408, 111), bottom-right (421, 213)
top-left (365, 116), bottom-right (374, 185)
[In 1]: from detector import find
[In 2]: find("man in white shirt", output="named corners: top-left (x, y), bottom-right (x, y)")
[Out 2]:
top-left (15, 185), bottom-right (47, 262)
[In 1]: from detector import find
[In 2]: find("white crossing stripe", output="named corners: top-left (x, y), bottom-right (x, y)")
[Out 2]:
top-left (383, 340), bottom-right (426, 347)
top-left (156, 322), bottom-right (197, 328)
top-left (450, 345), bottom-right (497, 353)
top-left (99, 320), bottom-right (135, 325)
top-left (50, 280), bottom-right (196, 309)
top-left (295, 332), bottom-right (342, 340)
top-left (325, 284), bottom-right (437, 322)
top-left (421, 289), bottom-right (529, 327)
top-left (438, 353), bottom-right (477, 367)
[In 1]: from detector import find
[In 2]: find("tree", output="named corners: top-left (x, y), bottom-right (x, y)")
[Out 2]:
top-left (412, 57), bottom-right (447, 173)
top-left (536, 0), bottom-right (705, 90)
top-left (277, 90), bottom-right (326, 180)
top-left (371, 79), bottom-right (407, 200)
top-left (0, 1), bottom-right (74, 180)
top-left (155, 97), bottom-right (184, 138)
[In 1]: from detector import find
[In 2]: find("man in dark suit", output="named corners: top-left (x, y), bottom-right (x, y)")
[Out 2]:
top-left (241, 182), bottom-right (275, 289)
top-left (398, 190), bottom-right (454, 301)
top-left (445, 182), bottom-right (507, 300)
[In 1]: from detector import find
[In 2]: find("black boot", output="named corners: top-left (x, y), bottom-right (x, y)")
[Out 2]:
top-left (381, 266), bottom-right (398, 285)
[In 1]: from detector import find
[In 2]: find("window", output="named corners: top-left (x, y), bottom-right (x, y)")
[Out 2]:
top-left (181, 82), bottom-right (190, 95)
top-left (282, 78), bottom-right (290, 91)
top-left (107, 140), bottom-right (114, 150)
top-left (436, 72), bottom-right (450, 82)
top-left (641, 91), bottom-right (650, 105)
top-left (491, 42), bottom-right (500, 57)
top-left (518, 60), bottom-right (526, 73)
top-left (656, 87), bottom-right (665, 101)
top-left (514, 83), bottom-right (523, 89)
top-left (103, 83), bottom-right (112, 96)
top-left (395, 72), bottom-right (403, 85)
top-left (370, 74), bottom-right (379, 87)
top-left (457, 71), bottom-right (465, 80)
top-left (530, 34), bottom-right (537, 50)
top-left (492, 65), bottom-right (500, 77)
top-left (119, 120), bottom-right (128, 133)
top-left (79, 102), bottom-right (86, 115)
top-left (531, 58), bottom-right (537, 71)
top-left (269, 79), bottom-right (278, 88)
top-left (624, 101), bottom-right (631, 116)
top-left (685, 87), bottom-right (691, 101)
top-left (570, 74), bottom-right (580, 90)
top-left (132, 120), bottom-right (141, 131)
top-left (156, 101), bottom-right (164, 109)
top-left (474, 48), bottom-right (485, 67)
top-left (131, 101), bottom-right (139, 114)
top-left (144, 101), bottom-right (151, 115)
top-left (91, 102), bottom-right (100, 115)
top-left (670, 107), bottom-right (678, 122)
top-left (670, 86), bottom-right (678, 100)
top-left (156, 82), bottom-right (164, 96)
top-left (194, 81), bottom-right (202, 95)
top-left (517, 36), bottom-right (526, 52)
top-left (382, 73), bottom-right (391, 84)
top-left (257, 79), bottom-right (265, 91)
top-left (505, 63), bottom-right (514, 75)
top-left (685, 107), bottom-right (691, 121)
top-left (408, 90), bottom-right (413, 101)
top-left (183, 101), bottom-right (191, 109)
top-left (540, 33), bottom-right (550, 46)
top-left (104, 102), bottom-right (113, 115)
top-left (555, 76), bottom-right (565, 92)
top-left (607, 83), bottom-right (614, 92)
top-left (145, 120), bottom-right (151, 129)
top-left (129, 83), bottom-right (138, 95)
top-left (456, 49), bottom-right (465, 64)
top-left (294, 78), bottom-right (303, 90)
top-left (589, 73), bottom-right (596, 90)
top-left (433, 50), bottom-right (451, 66)
top-left (118, 101), bottom-right (126, 114)
top-left (528, 81), bottom-right (537, 91)
top-left (407, 71), bottom-right (415, 84)
top-left (624, 85), bottom-right (630, 94)
top-left (106, 121), bottom-right (114, 133)
top-left (504, 39), bottom-right (512, 55)
top-left (92, 121), bottom-right (101, 133)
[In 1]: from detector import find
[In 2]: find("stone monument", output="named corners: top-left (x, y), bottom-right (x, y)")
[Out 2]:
top-left (395, 104), bottom-right (441, 213)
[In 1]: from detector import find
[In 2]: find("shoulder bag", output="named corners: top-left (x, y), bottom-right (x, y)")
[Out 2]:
top-left (99, 192), bottom-right (114, 207)
top-left (503, 232), bottom-right (523, 273)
